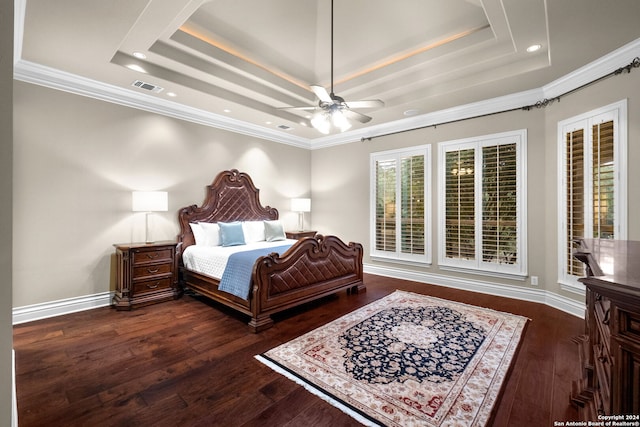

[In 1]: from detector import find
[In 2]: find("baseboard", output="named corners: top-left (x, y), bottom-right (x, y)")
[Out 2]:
top-left (12, 291), bottom-right (114, 325)
top-left (11, 267), bottom-right (585, 324)
top-left (363, 263), bottom-right (585, 319)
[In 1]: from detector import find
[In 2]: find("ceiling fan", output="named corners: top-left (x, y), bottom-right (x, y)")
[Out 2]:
top-left (282, 0), bottom-right (385, 134)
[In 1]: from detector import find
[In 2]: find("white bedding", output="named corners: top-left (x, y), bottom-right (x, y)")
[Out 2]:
top-left (182, 239), bottom-right (298, 280)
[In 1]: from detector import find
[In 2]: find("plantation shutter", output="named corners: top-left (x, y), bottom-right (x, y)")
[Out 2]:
top-left (445, 148), bottom-right (475, 260)
top-left (375, 159), bottom-right (396, 252)
top-left (592, 120), bottom-right (615, 239)
top-left (558, 101), bottom-right (626, 290)
top-left (566, 129), bottom-right (585, 276)
top-left (400, 155), bottom-right (425, 255)
top-left (482, 143), bottom-right (518, 265)
top-left (372, 147), bottom-right (430, 263)
top-left (439, 129), bottom-right (526, 276)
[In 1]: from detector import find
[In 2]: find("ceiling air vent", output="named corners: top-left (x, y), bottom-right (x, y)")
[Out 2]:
top-left (131, 80), bottom-right (164, 94)
top-left (277, 125), bottom-right (292, 130)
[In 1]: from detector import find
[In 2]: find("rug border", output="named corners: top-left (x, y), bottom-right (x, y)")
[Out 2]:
top-left (255, 354), bottom-right (383, 427)
top-left (256, 290), bottom-right (530, 426)
top-left (485, 314), bottom-right (530, 425)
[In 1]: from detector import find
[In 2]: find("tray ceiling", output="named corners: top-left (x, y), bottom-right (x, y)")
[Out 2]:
top-left (16, 0), bottom-right (640, 147)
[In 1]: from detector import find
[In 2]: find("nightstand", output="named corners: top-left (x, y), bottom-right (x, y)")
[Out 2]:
top-left (112, 241), bottom-right (179, 310)
top-left (285, 230), bottom-right (317, 239)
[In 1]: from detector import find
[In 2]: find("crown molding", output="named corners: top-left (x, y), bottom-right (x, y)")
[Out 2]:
top-left (13, 60), bottom-right (313, 150)
top-left (543, 37), bottom-right (640, 99)
top-left (310, 88), bottom-right (544, 149)
top-left (313, 37), bottom-right (640, 149)
top-left (12, 0), bottom-right (640, 152)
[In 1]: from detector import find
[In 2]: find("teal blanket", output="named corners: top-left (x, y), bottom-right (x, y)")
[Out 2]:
top-left (219, 244), bottom-right (293, 300)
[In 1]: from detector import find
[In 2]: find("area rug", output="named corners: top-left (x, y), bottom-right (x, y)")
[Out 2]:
top-left (255, 290), bottom-right (528, 426)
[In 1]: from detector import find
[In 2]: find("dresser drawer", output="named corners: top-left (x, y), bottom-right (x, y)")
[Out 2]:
top-left (133, 277), bottom-right (172, 295)
top-left (617, 307), bottom-right (640, 343)
top-left (132, 263), bottom-right (173, 280)
top-left (131, 247), bottom-right (173, 265)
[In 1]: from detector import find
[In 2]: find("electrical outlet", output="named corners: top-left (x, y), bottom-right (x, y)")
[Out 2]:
top-left (531, 276), bottom-right (538, 286)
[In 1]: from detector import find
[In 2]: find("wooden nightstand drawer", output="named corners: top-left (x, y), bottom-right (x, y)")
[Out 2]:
top-left (131, 248), bottom-right (173, 265)
top-left (132, 263), bottom-right (172, 280)
top-left (113, 241), bottom-right (179, 310)
top-left (286, 230), bottom-right (317, 239)
top-left (133, 277), bottom-right (172, 295)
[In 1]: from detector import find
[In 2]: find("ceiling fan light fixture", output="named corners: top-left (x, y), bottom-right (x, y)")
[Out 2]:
top-left (332, 110), bottom-right (352, 132)
top-left (311, 112), bottom-right (331, 134)
top-left (280, 0), bottom-right (383, 133)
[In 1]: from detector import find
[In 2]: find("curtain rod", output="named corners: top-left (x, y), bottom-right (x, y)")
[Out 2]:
top-left (361, 56), bottom-right (640, 142)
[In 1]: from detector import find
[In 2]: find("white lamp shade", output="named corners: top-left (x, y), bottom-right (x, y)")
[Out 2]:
top-left (291, 198), bottom-right (311, 212)
top-left (132, 191), bottom-right (168, 212)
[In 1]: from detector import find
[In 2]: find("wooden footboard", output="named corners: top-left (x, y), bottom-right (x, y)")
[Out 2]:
top-left (248, 235), bottom-right (365, 331)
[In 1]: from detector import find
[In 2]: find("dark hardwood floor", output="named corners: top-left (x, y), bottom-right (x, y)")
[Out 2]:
top-left (13, 274), bottom-right (584, 426)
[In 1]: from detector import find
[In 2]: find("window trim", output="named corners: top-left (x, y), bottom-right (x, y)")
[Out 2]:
top-left (437, 129), bottom-right (528, 279)
top-left (557, 99), bottom-right (628, 293)
top-left (370, 144), bottom-right (432, 265)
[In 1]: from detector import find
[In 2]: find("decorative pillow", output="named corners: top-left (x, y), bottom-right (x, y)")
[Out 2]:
top-left (264, 220), bottom-right (286, 242)
top-left (219, 221), bottom-right (246, 246)
top-left (242, 221), bottom-right (266, 243)
top-left (199, 222), bottom-right (221, 246)
top-left (189, 222), bottom-right (207, 246)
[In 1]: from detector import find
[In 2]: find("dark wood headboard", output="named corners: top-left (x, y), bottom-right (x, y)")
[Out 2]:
top-left (177, 169), bottom-right (279, 250)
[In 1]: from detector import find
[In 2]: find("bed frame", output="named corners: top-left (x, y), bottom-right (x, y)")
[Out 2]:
top-left (176, 169), bottom-right (365, 332)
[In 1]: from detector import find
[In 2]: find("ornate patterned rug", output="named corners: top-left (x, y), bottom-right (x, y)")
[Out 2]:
top-left (256, 290), bottom-right (528, 426)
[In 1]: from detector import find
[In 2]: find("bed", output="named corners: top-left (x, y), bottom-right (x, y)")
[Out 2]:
top-left (176, 169), bottom-right (365, 332)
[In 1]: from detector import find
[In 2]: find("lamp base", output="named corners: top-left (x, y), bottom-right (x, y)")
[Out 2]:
top-left (144, 211), bottom-right (154, 243)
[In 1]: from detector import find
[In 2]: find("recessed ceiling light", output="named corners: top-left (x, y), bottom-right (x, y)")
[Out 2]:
top-left (133, 52), bottom-right (147, 59)
top-left (223, 109), bottom-right (232, 113)
top-left (266, 121), bottom-right (272, 125)
top-left (300, 122), bottom-right (307, 127)
top-left (404, 109), bottom-right (420, 116)
top-left (166, 92), bottom-right (177, 97)
top-left (126, 64), bottom-right (146, 73)
top-left (526, 44), bottom-right (542, 53)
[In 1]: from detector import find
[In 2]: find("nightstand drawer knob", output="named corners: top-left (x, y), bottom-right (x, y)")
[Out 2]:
top-left (147, 282), bottom-right (160, 289)
top-left (147, 268), bottom-right (159, 274)
top-left (146, 253), bottom-right (159, 259)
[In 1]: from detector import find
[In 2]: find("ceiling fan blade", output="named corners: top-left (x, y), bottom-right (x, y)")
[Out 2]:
top-left (344, 99), bottom-right (385, 109)
top-left (311, 85), bottom-right (333, 103)
top-left (278, 106), bottom-right (317, 111)
top-left (343, 109), bottom-right (372, 124)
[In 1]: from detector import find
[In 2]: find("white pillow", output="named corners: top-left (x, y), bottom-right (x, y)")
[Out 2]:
top-left (199, 222), bottom-right (221, 246)
top-left (264, 220), bottom-right (286, 242)
top-left (189, 222), bottom-right (207, 246)
top-left (242, 221), bottom-right (266, 243)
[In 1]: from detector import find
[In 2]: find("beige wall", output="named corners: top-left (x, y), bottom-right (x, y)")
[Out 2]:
top-left (313, 68), bottom-right (640, 303)
top-left (12, 81), bottom-right (311, 307)
top-left (2, 0), bottom-right (14, 423)
top-left (11, 52), bottom-right (640, 313)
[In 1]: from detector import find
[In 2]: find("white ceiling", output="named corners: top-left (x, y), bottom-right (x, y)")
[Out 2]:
top-left (14, 0), bottom-right (640, 148)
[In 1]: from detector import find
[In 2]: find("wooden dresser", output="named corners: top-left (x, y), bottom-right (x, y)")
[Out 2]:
top-left (113, 241), bottom-right (180, 310)
top-left (572, 239), bottom-right (640, 417)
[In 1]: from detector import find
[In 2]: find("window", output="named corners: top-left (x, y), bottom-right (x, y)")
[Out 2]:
top-left (558, 100), bottom-right (627, 291)
top-left (371, 146), bottom-right (431, 264)
top-left (438, 130), bottom-right (527, 278)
